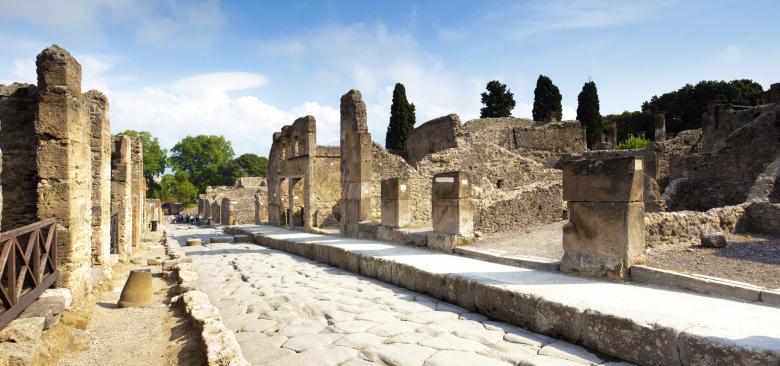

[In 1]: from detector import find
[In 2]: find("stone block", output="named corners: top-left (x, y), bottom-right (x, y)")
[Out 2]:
top-left (562, 156), bottom-right (644, 203)
top-left (381, 199), bottom-right (410, 228)
top-left (432, 198), bottom-right (473, 236)
top-left (442, 274), bottom-right (477, 311)
top-left (0, 317), bottom-right (45, 343)
top-left (20, 296), bottom-right (65, 329)
top-left (413, 270), bottom-right (445, 299)
top-left (381, 178), bottom-right (409, 200)
top-left (561, 201), bottom-right (645, 279)
top-left (432, 171), bottom-right (471, 199)
top-left (700, 232), bottom-right (727, 248)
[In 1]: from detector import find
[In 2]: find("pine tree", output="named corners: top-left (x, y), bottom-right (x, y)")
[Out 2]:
top-left (385, 83), bottom-right (416, 150)
top-left (576, 81), bottom-right (602, 147)
top-left (480, 80), bottom-right (516, 118)
top-left (532, 75), bottom-right (563, 122)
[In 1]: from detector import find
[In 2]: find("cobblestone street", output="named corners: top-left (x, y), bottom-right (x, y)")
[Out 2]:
top-left (170, 225), bottom-right (623, 366)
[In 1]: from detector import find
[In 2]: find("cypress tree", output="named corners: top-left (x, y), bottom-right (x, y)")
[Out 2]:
top-left (385, 83), bottom-right (416, 150)
top-left (532, 75), bottom-right (562, 122)
top-left (576, 81), bottom-right (602, 147)
top-left (480, 80), bottom-right (516, 118)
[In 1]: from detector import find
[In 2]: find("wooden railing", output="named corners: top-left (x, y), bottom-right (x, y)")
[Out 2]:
top-left (0, 218), bottom-right (59, 329)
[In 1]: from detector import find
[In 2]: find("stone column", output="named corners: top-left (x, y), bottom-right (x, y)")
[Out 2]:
top-left (130, 138), bottom-right (144, 244)
top-left (560, 155), bottom-right (645, 279)
top-left (221, 197), bottom-right (231, 225)
top-left (432, 171), bottom-right (473, 236)
top-left (111, 136), bottom-right (133, 257)
top-left (654, 112), bottom-right (666, 142)
top-left (87, 91), bottom-right (111, 265)
top-left (0, 146), bottom-right (3, 232)
top-left (340, 90), bottom-right (372, 237)
top-left (212, 201), bottom-right (220, 223)
top-left (35, 45), bottom-right (93, 299)
top-left (255, 192), bottom-right (268, 222)
top-left (381, 178), bottom-right (410, 228)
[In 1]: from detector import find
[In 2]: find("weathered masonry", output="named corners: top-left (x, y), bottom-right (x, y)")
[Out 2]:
top-left (266, 116), bottom-right (340, 230)
top-left (201, 176), bottom-right (268, 226)
top-left (0, 45), bottom-right (147, 313)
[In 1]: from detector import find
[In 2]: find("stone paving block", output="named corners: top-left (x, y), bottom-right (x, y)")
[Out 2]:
top-left (282, 333), bottom-right (342, 352)
top-left (425, 350), bottom-right (512, 366)
top-left (362, 343), bottom-right (438, 366)
top-left (335, 332), bottom-right (384, 350)
top-left (420, 333), bottom-right (486, 352)
top-left (538, 340), bottom-right (604, 365)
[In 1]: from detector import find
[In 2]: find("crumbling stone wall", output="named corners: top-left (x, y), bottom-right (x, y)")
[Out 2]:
top-left (87, 91), bottom-right (111, 265)
top-left (204, 180), bottom-right (266, 225)
top-left (665, 103), bottom-right (780, 210)
top-left (463, 117), bottom-right (587, 166)
top-left (404, 114), bottom-right (464, 165)
top-left (644, 205), bottom-right (748, 247)
top-left (340, 91), bottom-right (372, 236)
top-left (0, 83), bottom-right (38, 230)
top-left (35, 45), bottom-right (94, 299)
top-left (311, 146), bottom-right (340, 227)
top-left (111, 136), bottom-right (133, 257)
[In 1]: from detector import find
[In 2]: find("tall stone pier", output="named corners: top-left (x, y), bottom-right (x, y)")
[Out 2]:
top-left (340, 90), bottom-right (372, 237)
top-left (654, 112), bottom-right (666, 142)
top-left (111, 136), bottom-right (133, 257)
top-left (380, 178), bottom-right (410, 228)
top-left (35, 45), bottom-right (93, 299)
top-left (130, 138), bottom-right (144, 245)
top-left (87, 91), bottom-right (111, 265)
top-left (560, 155), bottom-right (645, 279)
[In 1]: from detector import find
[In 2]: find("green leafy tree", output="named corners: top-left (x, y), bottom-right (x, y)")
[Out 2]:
top-left (159, 171), bottom-right (198, 204)
top-left (214, 153), bottom-right (269, 186)
top-left (169, 135), bottom-right (235, 192)
top-left (642, 79), bottom-right (765, 133)
top-left (576, 81), bottom-right (603, 148)
top-left (117, 130), bottom-right (167, 198)
top-left (532, 75), bottom-right (562, 122)
top-left (603, 111), bottom-right (654, 143)
top-left (385, 83), bottom-right (417, 150)
top-left (617, 134), bottom-right (650, 150)
top-left (480, 80), bottom-right (516, 118)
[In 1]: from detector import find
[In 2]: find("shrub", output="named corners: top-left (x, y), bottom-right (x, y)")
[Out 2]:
top-left (617, 134), bottom-right (650, 150)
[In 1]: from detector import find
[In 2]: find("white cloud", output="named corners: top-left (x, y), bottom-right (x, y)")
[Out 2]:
top-left (721, 45), bottom-right (743, 63)
top-left (0, 0), bottom-right (226, 48)
top-left (257, 38), bottom-right (306, 56)
top-left (110, 72), bottom-right (338, 157)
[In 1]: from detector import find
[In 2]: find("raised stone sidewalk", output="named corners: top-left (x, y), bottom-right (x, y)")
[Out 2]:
top-left (228, 224), bottom-right (780, 366)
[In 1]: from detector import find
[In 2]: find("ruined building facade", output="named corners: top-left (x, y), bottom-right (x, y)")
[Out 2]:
top-left (200, 176), bottom-right (269, 226)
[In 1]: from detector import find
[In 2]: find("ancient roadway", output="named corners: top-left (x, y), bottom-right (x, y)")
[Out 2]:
top-left (170, 225), bottom-right (627, 366)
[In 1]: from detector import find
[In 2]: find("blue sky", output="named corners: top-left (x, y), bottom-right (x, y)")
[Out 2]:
top-left (1, 0), bottom-right (778, 156)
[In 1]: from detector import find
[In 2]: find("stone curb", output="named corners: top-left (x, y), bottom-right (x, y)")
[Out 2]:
top-left (454, 246), bottom-right (561, 272)
top-left (164, 231), bottom-right (249, 366)
top-left (233, 225), bottom-right (780, 366)
top-left (630, 265), bottom-right (780, 307)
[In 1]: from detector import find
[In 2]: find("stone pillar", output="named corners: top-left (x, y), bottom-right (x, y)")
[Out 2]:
top-left (560, 155), bottom-right (645, 279)
top-left (35, 45), bottom-right (93, 299)
top-left (212, 201), bottom-right (220, 223)
top-left (381, 178), bottom-right (410, 228)
top-left (608, 121), bottom-right (617, 145)
top-left (431, 171), bottom-right (473, 236)
top-left (0, 83), bottom-right (38, 230)
top-left (768, 83), bottom-right (780, 104)
top-left (111, 136), bottom-right (133, 257)
top-left (87, 91), bottom-right (111, 265)
top-left (0, 146), bottom-right (3, 232)
top-left (340, 90), bottom-right (372, 237)
top-left (654, 112), bottom-right (666, 142)
top-left (221, 197), bottom-right (231, 225)
top-left (130, 138), bottom-right (144, 244)
top-left (254, 192), bottom-right (268, 223)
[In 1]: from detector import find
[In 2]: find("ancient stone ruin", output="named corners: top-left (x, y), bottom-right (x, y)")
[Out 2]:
top-left (0, 45), bottom-right (147, 305)
top-left (200, 176), bottom-right (268, 225)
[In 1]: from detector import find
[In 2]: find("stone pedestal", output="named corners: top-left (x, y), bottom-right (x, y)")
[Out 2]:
top-left (381, 178), bottom-right (410, 228)
top-left (432, 171), bottom-right (473, 236)
top-left (560, 156), bottom-right (645, 279)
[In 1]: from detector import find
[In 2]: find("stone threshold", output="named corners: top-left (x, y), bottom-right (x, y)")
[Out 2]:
top-left (229, 224), bottom-right (780, 366)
